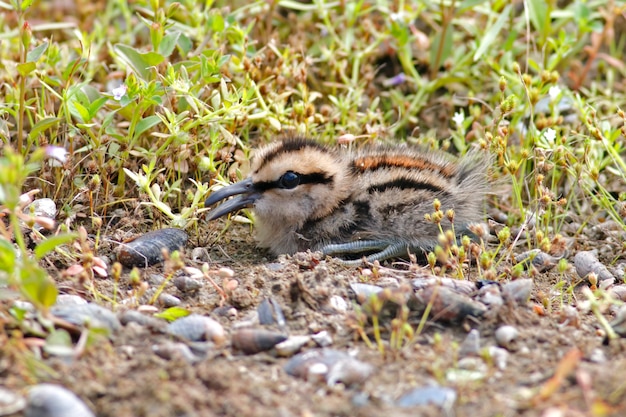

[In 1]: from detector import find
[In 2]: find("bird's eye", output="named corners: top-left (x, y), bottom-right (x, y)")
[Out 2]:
top-left (279, 171), bottom-right (300, 189)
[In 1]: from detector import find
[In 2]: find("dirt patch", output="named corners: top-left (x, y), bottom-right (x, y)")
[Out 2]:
top-left (4, 219), bottom-right (626, 417)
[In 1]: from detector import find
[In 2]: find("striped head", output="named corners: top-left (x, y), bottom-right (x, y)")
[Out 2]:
top-left (205, 137), bottom-right (353, 254)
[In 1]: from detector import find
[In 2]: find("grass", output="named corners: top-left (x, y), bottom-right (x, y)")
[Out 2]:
top-left (0, 0), bottom-right (625, 359)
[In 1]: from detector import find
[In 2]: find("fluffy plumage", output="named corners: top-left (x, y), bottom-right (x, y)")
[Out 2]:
top-left (205, 137), bottom-right (490, 263)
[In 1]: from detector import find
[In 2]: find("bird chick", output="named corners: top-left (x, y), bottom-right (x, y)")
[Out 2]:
top-left (205, 137), bottom-right (490, 264)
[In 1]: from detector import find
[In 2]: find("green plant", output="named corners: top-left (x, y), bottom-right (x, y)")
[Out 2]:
top-left (0, 147), bottom-right (76, 312)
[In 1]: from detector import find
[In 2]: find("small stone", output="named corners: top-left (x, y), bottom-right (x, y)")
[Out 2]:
top-left (191, 247), bottom-right (210, 262)
top-left (495, 325), bottom-right (519, 350)
top-left (328, 295), bottom-right (348, 313)
top-left (396, 385), bottom-right (457, 410)
top-left (459, 329), bottom-right (480, 357)
top-left (487, 346), bottom-right (509, 370)
top-left (311, 331), bottom-right (333, 347)
top-left (275, 335), bottom-right (311, 357)
top-left (158, 293), bottom-right (181, 307)
top-left (25, 384), bottom-right (94, 417)
top-left (218, 267), bottom-right (235, 278)
top-left (173, 276), bottom-right (202, 292)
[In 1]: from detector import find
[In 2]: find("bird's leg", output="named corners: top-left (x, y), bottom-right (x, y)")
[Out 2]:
top-left (321, 240), bottom-right (417, 265)
top-left (322, 240), bottom-right (437, 265)
top-left (321, 240), bottom-right (391, 255)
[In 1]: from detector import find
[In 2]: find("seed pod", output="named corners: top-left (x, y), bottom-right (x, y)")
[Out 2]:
top-left (25, 384), bottom-right (94, 417)
top-left (231, 328), bottom-right (287, 354)
top-left (167, 314), bottom-right (225, 344)
top-left (117, 228), bottom-right (188, 268)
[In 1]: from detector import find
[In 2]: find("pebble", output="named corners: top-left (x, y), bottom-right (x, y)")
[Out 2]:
top-left (173, 275), bottom-right (202, 292)
top-left (328, 295), bottom-right (348, 313)
top-left (117, 228), bottom-right (188, 268)
top-left (158, 293), bottom-right (181, 307)
top-left (284, 349), bottom-right (373, 386)
top-left (231, 328), bottom-right (288, 355)
top-left (459, 329), bottom-right (481, 357)
top-left (167, 314), bottom-right (225, 344)
top-left (495, 325), bottom-right (519, 350)
top-left (574, 251), bottom-right (614, 282)
top-left (395, 385), bottom-right (457, 410)
top-left (25, 384), bottom-right (94, 417)
top-left (487, 346), bottom-right (509, 370)
top-left (51, 303), bottom-right (121, 335)
top-left (274, 335), bottom-right (311, 357)
top-left (0, 386), bottom-right (25, 416)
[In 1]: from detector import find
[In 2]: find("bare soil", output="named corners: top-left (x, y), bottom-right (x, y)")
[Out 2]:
top-left (4, 217), bottom-right (626, 417)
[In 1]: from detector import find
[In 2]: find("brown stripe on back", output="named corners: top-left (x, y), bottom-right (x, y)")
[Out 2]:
top-left (367, 177), bottom-right (448, 194)
top-left (351, 154), bottom-right (456, 178)
top-left (256, 136), bottom-right (329, 171)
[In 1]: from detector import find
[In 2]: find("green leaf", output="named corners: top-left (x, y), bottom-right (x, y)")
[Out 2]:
top-left (177, 33), bottom-right (193, 55)
top-left (133, 115), bottom-right (161, 139)
top-left (0, 237), bottom-right (16, 274)
top-left (430, 27), bottom-right (453, 69)
top-left (34, 233), bottom-right (78, 260)
top-left (21, 0), bottom-right (33, 10)
top-left (114, 44), bottom-right (164, 80)
top-left (159, 31), bottom-right (181, 57)
top-left (208, 12), bottom-right (225, 32)
top-left (527, 0), bottom-right (548, 35)
top-left (67, 99), bottom-right (90, 123)
top-left (27, 41), bottom-right (48, 62)
top-left (458, 0), bottom-right (489, 12)
top-left (28, 117), bottom-right (60, 141)
top-left (154, 306), bottom-right (190, 322)
top-left (473, 5), bottom-right (512, 62)
top-left (87, 96), bottom-right (109, 119)
top-left (20, 263), bottom-right (57, 309)
top-left (17, 62), bottom-right (36, 77)
top-left (44, 328), bottom-right (74, 357)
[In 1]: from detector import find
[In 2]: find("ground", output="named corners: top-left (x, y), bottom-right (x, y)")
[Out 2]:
top-left (4, 219), bottom-right (626, 417)
top-left (1, 1), bottom-right (626, 416)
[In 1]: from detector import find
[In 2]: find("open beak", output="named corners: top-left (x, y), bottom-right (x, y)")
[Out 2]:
top-left (205, 178), bottom-right (259, 221)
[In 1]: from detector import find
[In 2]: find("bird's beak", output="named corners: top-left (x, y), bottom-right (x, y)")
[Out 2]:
top-left (205, 178), bottom-right (259, 221)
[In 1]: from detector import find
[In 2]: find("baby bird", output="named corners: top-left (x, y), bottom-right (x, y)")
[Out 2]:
top-left (205, 137), bottom-right (490, 264)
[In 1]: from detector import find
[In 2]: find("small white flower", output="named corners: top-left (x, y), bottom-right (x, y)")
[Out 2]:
top-left (548, 85), bottom-right (561, 100)
top-left (453, 110), bottom-right (465, 127)
top-left (542, 128), bottom-right (556, 143)
top-left (390, 12), bottom-right (406, 22)
top-left (111, 84), bottom-right (127, 100)
top-left (45, 146), bottom-right (68, 163)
